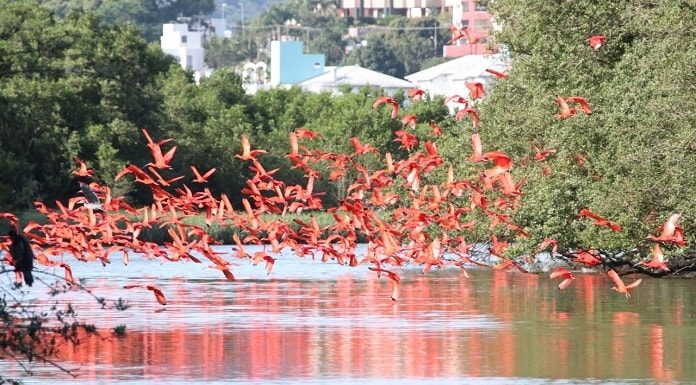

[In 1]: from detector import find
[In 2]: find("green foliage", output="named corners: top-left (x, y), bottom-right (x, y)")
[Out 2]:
top-left (249, 0), bottom-right (347, 65)
top-left (475, 0), bottom-right (696, 252)
top-left (157, 67), bottom-right (255, 201)
top-left (206, 36), bottom-right (258, 68)
top-left (0, 0), bottom-right (453, 212)
top-left (0, 2), bottom-right (175, 208)
top-left (383, 16), bottom-right (446, 76)
top-left (343, 37), bottom-right (405, 78)
top-left (38, 0), bottom-right (215, 41)
top-left (10, 0), bottom-right (694, 262)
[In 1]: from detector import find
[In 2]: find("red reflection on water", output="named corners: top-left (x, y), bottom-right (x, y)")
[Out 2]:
top-left (46, 271), bottom-right (691, 382)
top-left (650, 325), bottom-right (674, 382)
top-left (576, 274), bottom-right (596, 315)
top-left (611, 311), bottom-right (640, 376)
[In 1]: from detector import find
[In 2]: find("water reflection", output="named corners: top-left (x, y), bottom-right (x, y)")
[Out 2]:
top-left (7, 250), bottom-right (696, 384)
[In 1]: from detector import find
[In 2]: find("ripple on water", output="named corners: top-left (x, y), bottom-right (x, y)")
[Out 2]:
top-left (6, 244), bottom-right (696, 384)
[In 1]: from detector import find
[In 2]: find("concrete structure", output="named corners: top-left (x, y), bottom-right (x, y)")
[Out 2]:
top-left (270, 41), bottom-right (326, 86)
top-left (338, 1), bottom-right (494, 57)
top-left (271, 41), bottom-right (326, 86)
top-left (160, 23), bottom-right (206, 72)
top-left (210, 17), bottom-right (226, 37)
top-left (241, 62), bottom-right (270, 94)
top-left (405, 54), bottom-right (508, 98)
top-left (443, 0), bottom-right (495, 57)
top-left (267, 40), bottom-right (412, 95)
top-left (299, 65), bottom-right (414, 95)
top-left (340, 0), bottom-right (446, 18)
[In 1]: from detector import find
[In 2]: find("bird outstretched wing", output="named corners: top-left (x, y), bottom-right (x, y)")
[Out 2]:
top-left (79, 182), bottom-right (103, 211)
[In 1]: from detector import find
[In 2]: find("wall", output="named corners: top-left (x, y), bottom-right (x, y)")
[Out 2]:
top-left (160, 23), bottom-right (205, 72)
top-left (444, 0), bottom-right (494, 57)
top-left (270, 41), bottom-right (326, 86)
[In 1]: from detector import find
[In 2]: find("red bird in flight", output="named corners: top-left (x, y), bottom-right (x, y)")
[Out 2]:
top-left (566, 96), bottom-right (593, 115)
top-left (648, 213), bottom-right (686, 246)
top-left (447, 25), bottom-right (469, 45)
top-left (408, 88), bottom-right (425, 101)
top-left (578, 207), bottom-right (622, 232)
top-left (550, 267), bottom-right (575, 290)
top-left (465, 82), bottom-right (484, 100)
top-left (554, 96), bottom-right (577, 119)
top-left (373, 96), bottom-right (399, 120)
top-left (607, 269), bottom-right (642, 298)
top-left (587, 35), bottom-right (607, 50)
top-left (485, 68), bottom-right (508, 79)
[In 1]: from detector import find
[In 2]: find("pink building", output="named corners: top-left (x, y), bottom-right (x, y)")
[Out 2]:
top-left (443, 0), bottom-right (495, 58)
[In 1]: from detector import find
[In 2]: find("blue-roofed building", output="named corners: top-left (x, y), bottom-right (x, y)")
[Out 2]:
top-left (270, 41), bottom-right (326, 86)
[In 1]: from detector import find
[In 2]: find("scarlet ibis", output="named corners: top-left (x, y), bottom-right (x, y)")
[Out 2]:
top-left (142, 128), bottom-right (176, 169)
top-left (190, 165), bottom-right (216, 184)
top-left (72, 157), bottom-right (95, 178)
top-left (648, 213), bottom-right (686, 246)
top-left (447, 25), bottom-right (469, 45)
top-left (636, 244), bottom-right (669, 272)
top-left (554, 96), bottom-right (577, 119)
top-left (372, 96), bottom-right (399, 120)
top-left (533, 146), bottom-right (557, 161)
top-left (549, 267), bottom-right (575, 289)
top-left (401, 114), bottom-right (417, 129)
top-left (566, 96), bottom-right (593, 115)
top-left (408, 88), bottom-right (425, 101)
top-left (235, 134), bottom-right (267, 161)
top-left (485, 68), bottom-right (508, 79)
top-left (465, 82), bottom-right (484, 100)
top-left (124, 284), bottom-right (167, 305)
top-left (607, 269), bottom-right (642, 298)
top-left (578, 207), bottom-right (622, 232)
top-left (587, 35), bottom-right (607, 50)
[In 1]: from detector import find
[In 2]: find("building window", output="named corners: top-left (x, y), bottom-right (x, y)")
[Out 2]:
top-left (460, 19), bottom-right (470, 28)
top-left (181, 35), bottom-right (187, 43)
top-left (186, 55), bottom-right (192, 69)
top-left (461, 1), bottom-right (469, 12)
top-left (474, 19), bottom-right (492, 32)
top-left (474, 2), bottom-right (487, 11)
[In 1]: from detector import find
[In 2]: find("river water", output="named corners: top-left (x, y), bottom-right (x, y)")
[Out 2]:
top-left (4, 245), bottom-right (695, 384)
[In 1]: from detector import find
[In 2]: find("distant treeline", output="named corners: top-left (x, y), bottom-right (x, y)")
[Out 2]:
top-left (0, 1), bottom-right (455, 211)
top-left (2, 0), bottom-right (696, 258)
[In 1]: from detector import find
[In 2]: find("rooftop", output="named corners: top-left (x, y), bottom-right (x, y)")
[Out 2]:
top-left (300, 65), bottom-right (414, 89)
top-left (405, 54), bottom-right (508, 82)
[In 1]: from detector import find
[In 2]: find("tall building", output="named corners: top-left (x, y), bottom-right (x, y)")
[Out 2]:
top-left (338, 1), bottom-right (495, 58)
top-left (443, 0), bottom-right (495, 57)
top-left (160, 23), bottom-right (206, 72)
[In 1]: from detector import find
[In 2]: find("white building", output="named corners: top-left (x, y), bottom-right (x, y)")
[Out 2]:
top-left (299, 65), bottom-right (414, 95)
top-left (160, 23), bottom-right (206, 73)
top-left (247, 39), bottom-right (414, 96)
top-left (241, 62), bottom-right (271, 94)
top-left (210, 17), bottom-right (227, 37)
top-left (405, 54), bottom-right (508, 98)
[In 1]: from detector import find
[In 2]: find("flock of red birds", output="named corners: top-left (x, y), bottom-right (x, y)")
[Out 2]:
top-left (0, 33), bottom-right (686, 304)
